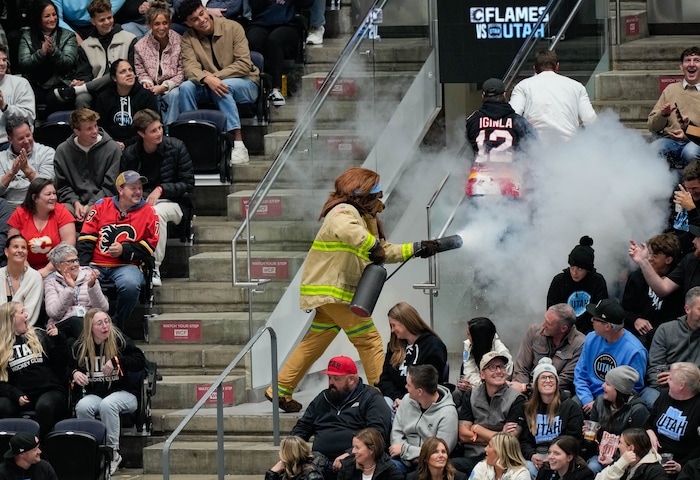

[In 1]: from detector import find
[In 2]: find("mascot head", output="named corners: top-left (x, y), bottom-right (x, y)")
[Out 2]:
top-left (320, 167), bottom-right (384, 219)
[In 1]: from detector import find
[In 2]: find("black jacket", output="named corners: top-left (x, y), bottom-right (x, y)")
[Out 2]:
top-left (122, 136), bottom-right (195, 202)
top-left (465, 100), bottom-right (536, 157)
top-left (0, 458), bottom-right (58, 480)
top-left (93, 81), bottom-right (158, 144)
top-left (535, 462), bottom-right (594, 480)
top-left (337, 453), bottom-right (404, 480)
top-left (546, 268), bottom-right (608, 334)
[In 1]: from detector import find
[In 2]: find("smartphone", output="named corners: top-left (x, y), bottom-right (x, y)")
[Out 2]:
top-left (676, 102), bottom-right (684, 122)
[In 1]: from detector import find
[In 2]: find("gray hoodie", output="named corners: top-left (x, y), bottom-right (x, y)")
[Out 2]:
top-left (647, 315), bottom-right (700, 387)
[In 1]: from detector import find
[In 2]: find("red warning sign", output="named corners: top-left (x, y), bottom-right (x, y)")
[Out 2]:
top-left (161, 321), bottom-right (201, 341)
top-left (196, 384), bottom-right (234, 405)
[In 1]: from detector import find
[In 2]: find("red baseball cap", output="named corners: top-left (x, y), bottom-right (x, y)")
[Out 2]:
top-left (321, 356), bottom-right (358, 375)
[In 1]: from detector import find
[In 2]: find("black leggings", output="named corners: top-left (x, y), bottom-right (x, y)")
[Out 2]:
top-left (246, 24), bottom-right (301, 89)
top-left (0, 389), bottom-right (68, 439)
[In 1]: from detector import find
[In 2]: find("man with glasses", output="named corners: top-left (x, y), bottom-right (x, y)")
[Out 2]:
top-left (573, 299), bottom-right (647, 416)
top-left (454, 351), bottom-right (525, 473)
top-left (0, 45), bottom-right (35, 150)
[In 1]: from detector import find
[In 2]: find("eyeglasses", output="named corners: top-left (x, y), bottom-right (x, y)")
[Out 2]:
top-left (539, 375), bottom-right (557, 383)
top-left (61, 258), bottom-right (79, 264)
top-left (485, 364), bottom-right (507, 372)
top-left (93, 319), bottom-right (111, 327)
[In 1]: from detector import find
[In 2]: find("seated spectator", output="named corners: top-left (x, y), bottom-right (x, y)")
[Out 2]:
top-left (0, 235), bottom-right (44, 325)
top-left (0, 45), bottom-right (36, 149)
top-left (17, 0), bottom-right (79, 115)
top-left (521, 358), bottom-right (584, 478)
top-left (115, 0), bottom-right (150, 39)
top-left (77, 171), bottom-right (159, 330)
top-left (121, 109), bottom-right (195, 286)
top-left (70, 308), bottom-right (146, 476)
top-left (53, 0), bottom-right (127, 40)
top-left (389, 365), bottom-right (457, 474)
top-left (338, 428), bottom-right (403, 480)
top-left (510, 304), bottom-right (584, 396)
top-left (642, 286), bottom-right (700, 408)
top-left (0, 115), bottom-right (55, 208)
top-left (376, 302), bottom-right (447, 412)
top-left (595, 428), bottom-right (667, 480)
top-left (547, 236), bottom-right (608, 334)
top-left (672, 161), bottom-right (700, 256)
top-left (622, 233), bottom-right (684, 349)
top-left (406, 437), bottom-right (466, 480)
top-left (0, 198), bottom-right (11, 266)
top-left (7, 178), bottom-right (76, 277)
top-left (266, 435), bottom-right (323, 480)
top-left (0, 432), bottom-right (58, 479)
top-left (93, 58), bottom-right (158, 149)
top-left (645, 362), bottom-right (700, 476)
top-left (469, 433), bottom-right (529, 480)
top-left (586, 367), bottom-right (649, 474)
top-left (454, 352), bottom-right (525, 474)
top-left (178, 0), bottom-right (260, 165)
top-left (134, 1), bottom-right (184, 126)
top-left (52, 0), bottom-right (136, 109)
top-left (290, 356), bottom-right (391, 479)
top-left (455, 317), bottom-right (512, 402)
top-left (535, 435), bottom-right (594, 480)
top-left (247, 0), bottom-right (312, 107)
top-left (573, 299), bottom-right (647, 417)
top-left (44, 242), bottom-right (108, 345)
top-left (54, 108), bottom-right (121, 222)
top-left (0, 302), bottom-right (68, 438)
top-left (679, 457), bottom-right (700, 480)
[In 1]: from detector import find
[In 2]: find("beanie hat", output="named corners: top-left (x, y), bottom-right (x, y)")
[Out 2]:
top-left (605, 366), bottom-right (639, 395)
top-left (568, 235), bottom-right (595, 271)
top-left (532, 357), bottom-right (558, 387)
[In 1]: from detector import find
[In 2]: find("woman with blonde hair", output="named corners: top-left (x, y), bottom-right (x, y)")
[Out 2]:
top-left (408, 436), bottom-right (466, 480)
top-left (377, 301), bottom-right (447, 411)
top-left (337, 428), bottom-right (403, 480)
top-left (0, 302), bottom-right (68, 438)
top-left (469, 432), bottom-right (529, 480)
top-left (70, 308), bottom-right (145, 475)
top-left (266, 436), bottom-right (323, 480)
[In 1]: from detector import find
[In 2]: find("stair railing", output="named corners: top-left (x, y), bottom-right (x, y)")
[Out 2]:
top-left (162, 325), bottom-right (280, 480)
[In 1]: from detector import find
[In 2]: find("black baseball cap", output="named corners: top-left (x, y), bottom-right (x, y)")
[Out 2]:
top-left (483, 78), bottom-right (506, 97)
top-left (585, 299), bottom-right (624, 325)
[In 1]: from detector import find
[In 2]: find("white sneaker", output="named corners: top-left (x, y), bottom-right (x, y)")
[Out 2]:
top-left (110, 451), bottom-right (122, 475)
top-left (151, 268), bottom-right (162, 287)
top-left (230, 144), bottom-right (249, 165)
top-left (306, 26), bottom-right (324, 45)
top-left (269, 90), bottom-right (286, 107)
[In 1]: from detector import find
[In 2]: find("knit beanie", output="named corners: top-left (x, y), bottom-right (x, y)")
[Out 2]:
top-left (605, 366), bottom-right (639, 395)
top-left (532, 357), bottom-right (558, 387)
top-left (568, 235), bottom-right (595, 271)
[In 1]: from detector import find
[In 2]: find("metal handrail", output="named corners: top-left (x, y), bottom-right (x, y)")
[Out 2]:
top-left (162, 326), bottom-right (279, 480)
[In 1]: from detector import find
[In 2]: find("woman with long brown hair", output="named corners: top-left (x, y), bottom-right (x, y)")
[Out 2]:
top-left (337, 428), bottom-right (403, 480)
top-left (408, 436), bottom-right (465, 480)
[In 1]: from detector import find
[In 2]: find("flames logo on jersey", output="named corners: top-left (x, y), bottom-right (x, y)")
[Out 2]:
top-left (98, 224), bottom-right (137, 254)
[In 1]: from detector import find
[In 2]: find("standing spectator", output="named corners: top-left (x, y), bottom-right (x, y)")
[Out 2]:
top-left (547, 236), bottom-right (608, 334)
top-left (535, 435), bottom-right (594, 480)
top-left (17, 0), bottom-right (78, 115)
top-left (521, 358), bottom-right (584, 478)
top-left (265, 436), bottom-right (324, 480)
top-left (468, 432), bottom-right (529, 480)
top-left (594, 428), bottom-right (667, 480)
top-left (92, 59), bottom-right (158, 149)
top-left (7, 178), bottom-right (76, 277)
top-left (573, 299), bottom-right (647, 417)
top-left (0, 432), bottom-right (58, 480)
top-left (337, 428), bottom-right (404, 480)
top-left (376, 302), bottom-right (447, 412)
top-left (0, 302), bottom-right (68, 437)
top-left (134, 0), bottom-right (184, 126)
top-left (510, 304), bottom-right (584, 396)
top-left (44, 242), bottom-right (109, 344)
top-left (0, 235), bottom-right (44, 325)
top-left (389, 365), bottom-right (458, 474)
top-left (406, 437), bottom-right (466, 480)
top-left (621, 233), bottom-right (684, 349)
top-left (52, 0), bottom-right (136, 109)
top-left (121, 109), bottom-right (195, 286)
top-left (247, 0), bottom-right (313, 107)
top-left (456, 317), bottom-right (512, 398)
top-left (509, 49), bottom-right (597, 146)
top-left (0, 45), bottom-right (35, 149)
top-left (0, 115), bottom-right (55, 207)
top-left (647, 47), bottom-right (700, 169)
top-left (54, 108), bottom-right (121, 222)
top-left (77, 170), bottom-right (159, 330)
top-left (177, 0), bottom-right (260, 165)
top-left (70, 308), bottom-right (146, 475)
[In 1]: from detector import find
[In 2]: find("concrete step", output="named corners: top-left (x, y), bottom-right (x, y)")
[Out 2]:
top-left (263, 129), bottom-right (372, 164)
top-left (147, 311), bottom-right (268, 344)
top-left (612, 35), bottom-right (700, 70)
top-left (227, 188), bottom-right (334, 221)
top-left (193, 216), bottom-right (317, 248)
top-left (153, 374), bottom-right (246, 409)
top-left (125, 475), bottom-right (262, 480)
top-left (154, 279), bottom-right (286, 312)
top-left (269, 99), bottom-right (402, 130)
top-left (595, 69), bottom-right (680, 101)
top-left (305, 37), bottom-right (431, 72)
top-left (140, 343), bottom-right (244, 370)
top-left (153, 408), bottom-right (300, 435)
top-left (300, 70), bottom-right (417, 102)
top-left (593, 99), bottom-right (655, 121)
top-left (189, 250), bottom-right (307, 283)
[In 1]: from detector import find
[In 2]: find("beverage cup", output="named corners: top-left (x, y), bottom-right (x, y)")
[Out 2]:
top-left (583, 420), bottom-right (600, 441)
top-left (661, 452), bottom-right (674, 471)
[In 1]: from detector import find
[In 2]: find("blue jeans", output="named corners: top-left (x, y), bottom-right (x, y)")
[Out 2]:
top-left (159, 87), bottom-right (181, 125)
top-left (640, 386), bottom-right (661, 410)
top-left (310, 0), bottom-right (326, 28)
top-left (178, 78), bottom-right (258, 131)
top-left (652, 137), bottom-right (700, 168)
top-left (76, 392), bottom-right (137, 450)
top-left (120, 22), bottom-right (150, 39)
top-left (95, 265), bottom-right (144, 330)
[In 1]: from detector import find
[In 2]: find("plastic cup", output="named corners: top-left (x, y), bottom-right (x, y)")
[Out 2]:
top-left (583, 420), bottom-right (600, 441)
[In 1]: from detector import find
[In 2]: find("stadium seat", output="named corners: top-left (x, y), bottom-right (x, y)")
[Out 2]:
top-left (0, 418), bottom-right (40, 459)
top-left (44, 418), bottom-right (110, 480)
